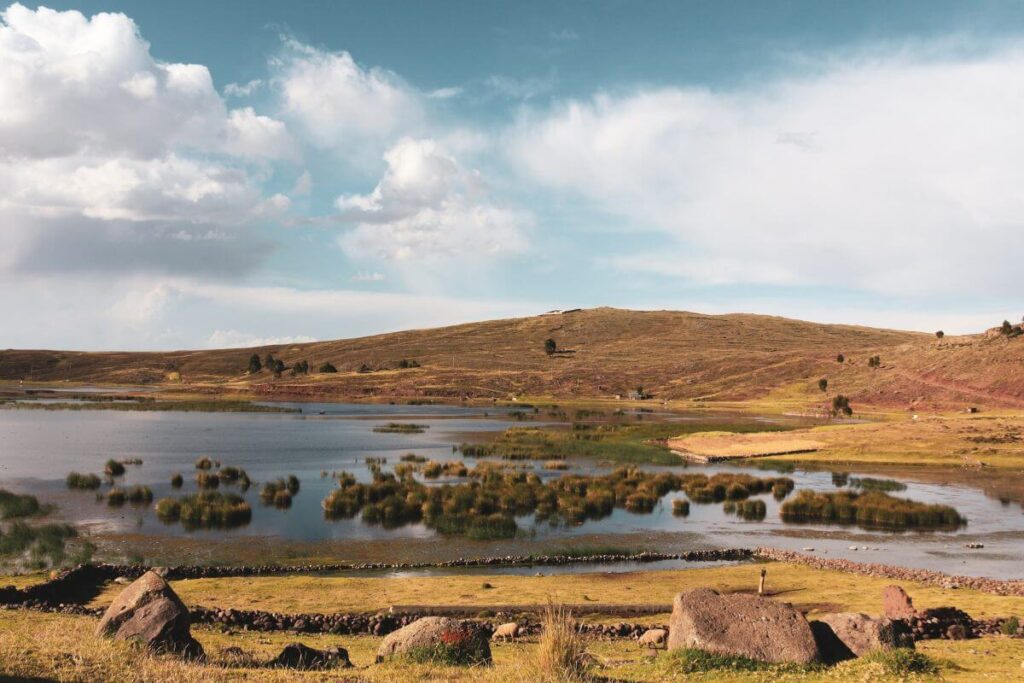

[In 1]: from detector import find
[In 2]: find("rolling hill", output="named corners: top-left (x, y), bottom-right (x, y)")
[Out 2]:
top-left (3, 307), bottom-right (1023, 410)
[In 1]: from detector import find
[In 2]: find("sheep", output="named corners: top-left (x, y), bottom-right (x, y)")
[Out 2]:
top-left (638, 628), bottom-right (667, 649)
top-left (491, 622), bottom-right (521, 642)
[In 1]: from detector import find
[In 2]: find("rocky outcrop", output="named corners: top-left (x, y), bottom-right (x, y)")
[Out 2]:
top-left (267, 642), bottom-right (352, 670)
top-left (375, 617), bottom-right (491, 665)
top-left (95, 570), bottom-right (203, 659)
top-left (883, 586), bottom-right (919, 619)
top-left (813, 613), bottom-right (909, 660)
top-left (667, 588), bottom-right (819, 664)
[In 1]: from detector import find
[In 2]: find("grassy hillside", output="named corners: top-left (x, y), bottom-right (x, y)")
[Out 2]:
top-left (4, 307), bottom-right (1023, 410)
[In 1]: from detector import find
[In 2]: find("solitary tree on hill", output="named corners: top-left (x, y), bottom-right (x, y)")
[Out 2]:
top-left (818, 378), bottom-right (828, 393)
top-left (1002, 320), bottom-right (1014, 335)
top-left (247, 354), bottom-right (262, 374)
top-left (831, 394), bottom-right (853, 417)
top-left (935, 330), bottom-right (944, 340)
top-left (544, 338), bottom-right (557, 355)
top-left (836, 354), bottom-right (845, 364)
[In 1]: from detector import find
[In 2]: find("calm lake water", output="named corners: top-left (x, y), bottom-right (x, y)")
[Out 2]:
top-left (2, 403), bottom-right (1023, 578)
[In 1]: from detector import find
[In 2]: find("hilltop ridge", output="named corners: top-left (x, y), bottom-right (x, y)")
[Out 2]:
top-left (3, 307), bottom-right (1023, 411)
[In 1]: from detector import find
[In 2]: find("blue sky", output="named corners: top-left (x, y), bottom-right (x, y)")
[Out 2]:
top-left (3, 1), bottom-right (1024, 349)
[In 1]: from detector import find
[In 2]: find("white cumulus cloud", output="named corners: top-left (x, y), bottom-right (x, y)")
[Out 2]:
top-left (334, 138), bottom-right (529, 260)
top-left (509, 46), bottom-right (1024, 297)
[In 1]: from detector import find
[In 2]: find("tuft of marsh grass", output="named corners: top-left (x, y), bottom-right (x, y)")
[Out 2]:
top-left (535, 602), bottom-right (589, 682)
top-left (0, 489), bottom-right (46, 519)
top-left (66, 472), bottom-right (102, 490)
top-left (104, 459), bottom-right (125, 477)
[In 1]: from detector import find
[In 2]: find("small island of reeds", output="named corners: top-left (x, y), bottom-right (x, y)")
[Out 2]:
top-left (780, 489), bottom-right (965, 530)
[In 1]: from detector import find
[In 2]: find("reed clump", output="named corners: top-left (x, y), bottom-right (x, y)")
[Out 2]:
top-left (65, 472), bottom-right (101, 491)
top-left (536, 603), bottom-right (589, 682)
top-left (780, 489), bottom-right (965, 530)
top-left (154, 492), bottom-right (251, 529)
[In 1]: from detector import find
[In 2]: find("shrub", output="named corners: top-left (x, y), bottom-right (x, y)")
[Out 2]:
top-left (861, 648), bottom-right (939, 675)
top-left (836, 353), bottom-right (844, 363)
top-left (544, 338), bottom-right (557, 355)
top-left (170, 473), bottom-right (183, 488)
top-left (0, 489), bottom-right (44, 519)
top-left (817, 378), bottom-right (828, 392)
top-left (104, 459), bottom-right (125, 476)
top-left (66, 472), bottom-right (101, 490)
top-left (1001, 616), bottom-right (1019, 636)
top-left (1001, 320), bottom-right (1014, 335)
top-left (358, 363), bottom-right (372, 373)
top-left (318, 362), bottom-right (338, 373)
top-left (536, 603), bottom-right (588, 681)
top-left (195, 456), bottom-right (214, 470)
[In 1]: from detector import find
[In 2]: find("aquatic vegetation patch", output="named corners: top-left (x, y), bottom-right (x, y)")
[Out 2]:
top-left (196, 472), bottom-right (220, 489)
top-left (373, 423), bottom-right (428, 434)
top-left (154, 492), bottom-right (252, 530)
top-left (847, 476), bottom-right (908, 492)
top-left (322, 465), bottom-right (786, 537)
top-left (103, 459), bottom-right (125, 477)
top-left (65, 472), bottom-right (101, 490)
top-left (780, 489), bottom-right (965, 530)
top-left (0, 521), bottom-right (83, 569)
top-left (260, 476), bottom-right (300, 508)
top-left (0, 489), bottom-right (47, 519)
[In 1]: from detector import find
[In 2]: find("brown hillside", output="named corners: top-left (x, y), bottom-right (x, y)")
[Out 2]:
top-left (3, 307), bottom-right (1022, 409)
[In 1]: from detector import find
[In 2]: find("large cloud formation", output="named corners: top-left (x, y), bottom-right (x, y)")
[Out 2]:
top-left (509, 48), bottom-right (1024, 296)
top-left (0, 3), bottom-right (294, 276)
top-left (335, 137), bottom-right (529, 261)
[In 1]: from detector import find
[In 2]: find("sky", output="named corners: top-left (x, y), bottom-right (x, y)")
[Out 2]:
top-left (3, 1), bottom-right (1024, 350)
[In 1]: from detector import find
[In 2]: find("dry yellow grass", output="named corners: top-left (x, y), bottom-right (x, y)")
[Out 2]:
top-left (80, 562), bottom-right (1024, 620)
top-left (3, 609), bottom-right (1024, 682)
top-left (681, 413), bottom-right (1024, 469)
top-left (667, 431), bottom-right (824, 460)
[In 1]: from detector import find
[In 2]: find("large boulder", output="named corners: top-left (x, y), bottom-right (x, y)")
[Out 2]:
top-left (882, 585), bottom-right (918, 620)
top-left (95, 570), bottom-right (203, 659)
top-left (812, 613), bottom-right (910, 661)
top-left (268, 642), bottom-right (352, 670)
top-left (667, 588), bottom-right (819, 664)
top-left (375, 617), bottom-right (491, 665)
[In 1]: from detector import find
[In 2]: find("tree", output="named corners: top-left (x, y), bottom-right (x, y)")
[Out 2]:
top-left (247, 354), bottom-right (262, 374)
top-left (836, 354), bottom-right (845, 364)
top-left (818, 378), bottom-right (828, 393)
top-left (264, 353), bottom-right (276, 369)
top-left (272, 359), bottom-right (285, 377)
top-left (868, 355), bottom-right (881, 368)
top-left (831, 394), bottom-right (853, 417)
top-left (935, 330), bottom-right (944, 340)
top-left (290, 360), bottom-right (309, 376)
top-left (318, 362), bottom-right (337, 373)
top-left (358, 363), bottom-right (372, 373)
top-left (1002, 320), bottom-right (1014, 335)
top-left (544, 338), bottom-right (557, 355)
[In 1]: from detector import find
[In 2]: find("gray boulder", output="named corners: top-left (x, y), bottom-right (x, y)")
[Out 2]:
top-left (95, 570), bottom-right (203, 659)
top-left (268, 642), bottom-right (352, 669)
top-left (375, 617), bottom-right (491, 665)
top-left (812, 613), bottom-right (910, 661)
top-left (667, 588), bottom-right (819, 664)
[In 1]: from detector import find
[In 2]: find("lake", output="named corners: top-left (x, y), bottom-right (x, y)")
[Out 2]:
top-left (2, 402), bottom-right (1023, 578)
